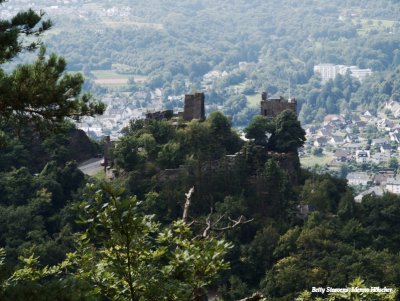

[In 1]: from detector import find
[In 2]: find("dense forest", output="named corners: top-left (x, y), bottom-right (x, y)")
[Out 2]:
top-left (1, 1), bottom-right (400, 301)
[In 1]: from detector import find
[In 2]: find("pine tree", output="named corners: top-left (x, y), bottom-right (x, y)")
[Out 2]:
top-left (0, 1), bottom-right (104, 127)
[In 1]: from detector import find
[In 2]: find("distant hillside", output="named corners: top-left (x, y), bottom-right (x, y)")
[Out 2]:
top-left (22, 0), bottom-right (400, 124)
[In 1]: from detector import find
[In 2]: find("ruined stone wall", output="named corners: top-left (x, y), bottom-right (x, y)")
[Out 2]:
top-left (145, 110), bottom-right (174, 121)
top-left (260, 93), bottom-right (297, 118)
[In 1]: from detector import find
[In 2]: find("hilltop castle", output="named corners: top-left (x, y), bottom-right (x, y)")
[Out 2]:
top-left (146, 92), bottom-right (205, 122)
top-left (260, 92), bottom-right (297, 118)
top-left (146, 91), bottom-right (296, 122)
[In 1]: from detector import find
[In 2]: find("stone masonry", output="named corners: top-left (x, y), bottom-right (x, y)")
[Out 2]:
top-left (183, 92), bottom-right (205, 121)
top-left (260, 92), bottom-right (297, 118)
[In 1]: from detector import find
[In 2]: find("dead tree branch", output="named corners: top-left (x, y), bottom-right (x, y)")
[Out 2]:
top-left (213, 215), bottom-right (253, 232)
top-left (236, 292), bottom-right (265, 301)
top-left (183, 186), bottom-right (194, 224)
top-left (182, 187), bottom-right (253, 239)
top-left (195, 213), bottom-right (253, 239)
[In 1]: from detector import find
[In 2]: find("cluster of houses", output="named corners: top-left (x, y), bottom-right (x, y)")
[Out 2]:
top-left (306, 112), bottom-right (398, 163)
top-left (346, 172), bottom-right (400, 202)
top-left (77, 90), bottom-right (164, 140)
top-left (303, 99), bottom-right (400, 201)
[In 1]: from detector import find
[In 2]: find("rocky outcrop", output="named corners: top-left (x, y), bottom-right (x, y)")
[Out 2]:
top-left (68, 129), bottom-right (98, 163)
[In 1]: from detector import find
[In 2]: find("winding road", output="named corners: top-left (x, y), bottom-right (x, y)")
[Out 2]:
top-left (78, 158), bottom-right (104, 176)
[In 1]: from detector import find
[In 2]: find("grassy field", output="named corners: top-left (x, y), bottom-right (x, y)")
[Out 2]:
top-left (91, 70), bottom-right (148, 87)
top-left (300, 154), bottom-right (333, 168)
top-left (92, 70), bottom-right (130, 79)
top-left (103, 20), bottom-right (163, 30)
top-left (226, 83), bottom-right (260, 108)
top-left (92, 70), bottom-right (129, 87)
top-left (352, 18), bottom-right (398, 35)
top-left (246, 94), bottom-right (260, 108)
top-left (93, 78), bottom-right (129, 86)
top-left (82, 2), bottom-right (103, 11)
top-left (93, 170), bottom-right (106, 181)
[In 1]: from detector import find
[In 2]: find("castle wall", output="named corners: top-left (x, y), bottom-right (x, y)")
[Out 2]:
top-left (145, 110), bottom-right (174, 121)
top-left (260, 94), bottom-right (297, 118)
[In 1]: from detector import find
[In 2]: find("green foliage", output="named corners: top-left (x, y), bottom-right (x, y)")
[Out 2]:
top-left (113, 135), bottom-right (143, 171)
top-left (157, 142), bottom-right (182, 168)
top-left (1, 184), bottom-right (231, 301)
top-left (388, 157), bottom-right (399, 170)
top-left (244, 115), bottom-right (274, 146)
top-left (0, 48), bottom-right (104, 127)
top-left (312, 148), bottom-right (323, 156)
top-left (0, 162), bottom-right (85, 267)
top-left (241, 225), bottom-right (280, 282)
top-left (301, 174), bottom-right (347, 213)
top-left (262, 190), bottom-right (400, 300)
top-left (0, 118), bottom-right (89, 272)
top-left (71, 183), bottom-right (231, 301)
top-left (245, 110), bottom-right (305, 153)
top-left (272, 110), bottom-right (306, 152)
top-left (0, 1), bottom-right (52, 64)
top-left (182, 121), bottom-right (214, 161)
top-left (218, 275), bottom-right (252, 300)
top-left (0, 1), bottom-right (104, 128)
top-left (1, 249), bottom-right (96, 301)
top-left (115, 114), bottom-right (242, 173)
top-left (207, 112), bottom-right (242, 153)
top-left (0, 167), bottom-right (34, 205)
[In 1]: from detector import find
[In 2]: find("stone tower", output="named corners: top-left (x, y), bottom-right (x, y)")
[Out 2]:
top-left (260, 92), bottom-right (297, 118)
top-left (183, 92), bottom-right (205, 121)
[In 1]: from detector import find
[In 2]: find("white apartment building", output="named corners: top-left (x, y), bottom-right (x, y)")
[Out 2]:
top-left (346, 172), bottom-right (370, 186)
top-left (355, 150), bottom-right (370, 163)
top-left (313, 64), bottom-right (338, 82)
top-left (314, 64), bottom-right (372, 82)
top-left (386, 178), bottom-right (400, 194)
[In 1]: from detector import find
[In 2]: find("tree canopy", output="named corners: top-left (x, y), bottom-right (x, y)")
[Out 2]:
top-left (0, 48), bottom-right (104, 126)
top-left (244, 110), bottom-right (306, 152)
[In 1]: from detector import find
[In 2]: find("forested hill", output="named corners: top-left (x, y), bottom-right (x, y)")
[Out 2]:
top-left (35, 0), bottom-right (400, 125)
top-left (2, 109), bottom-right (400, 301)
top-left (46, 0), bottom-right (400, 74)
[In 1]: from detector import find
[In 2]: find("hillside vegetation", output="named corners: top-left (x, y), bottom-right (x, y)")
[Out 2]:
top-left (40, 0), bottom-right (400, 124)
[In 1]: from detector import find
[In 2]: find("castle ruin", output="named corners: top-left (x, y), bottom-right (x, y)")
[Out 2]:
top-left (182, 92), bottom-right (205, 121)
top-left (145, 109), bottom-right (174, 121)
top-left (260, 92), bottom-right (297, 118)
top-left (145, 92), bottom-right (205, 122)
